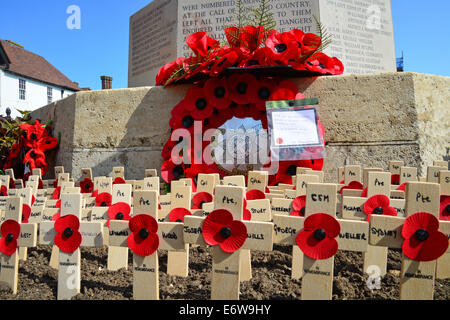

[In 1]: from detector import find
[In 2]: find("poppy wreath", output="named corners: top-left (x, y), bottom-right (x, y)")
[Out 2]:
top-left (2, 120), bottom-right (58, 179)
top-left (160, 75), bottom-right (326, 184)
top-left (401, 212), bottom-right (449, 262)
top-left (296, 213), bottom-right (340, 260)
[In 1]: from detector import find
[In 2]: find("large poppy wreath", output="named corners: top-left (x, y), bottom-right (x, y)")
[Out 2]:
top-left (160, 74), bottom-right (326, 185)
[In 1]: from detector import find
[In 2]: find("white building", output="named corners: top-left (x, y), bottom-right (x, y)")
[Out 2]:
top-left (0, 40), bottom-right (81, 119)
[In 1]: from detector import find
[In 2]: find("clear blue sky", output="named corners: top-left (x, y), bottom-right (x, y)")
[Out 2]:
top-left (1, 1), bottom-right (449, 90)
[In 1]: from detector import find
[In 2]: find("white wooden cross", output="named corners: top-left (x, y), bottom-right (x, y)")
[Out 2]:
top-left (109, 190), bottom-right (185, 299)
top-left (183, 185), bottom-right (273, 300)
top-left (369, 181), bottom-right (449, 300)
top-left (39, 193), bottom-right (103, 299)
top-left (0, 197), bottom-right (38, 294)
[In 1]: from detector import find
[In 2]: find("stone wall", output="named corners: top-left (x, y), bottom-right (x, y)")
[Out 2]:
top-left (30, 72), bottom-right (450, 182)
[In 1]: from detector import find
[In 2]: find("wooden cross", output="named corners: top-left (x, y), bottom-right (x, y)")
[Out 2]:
top-left (107, 183), bottom-right (133, 271)
top-left (39, 193), bottom-right (103, 299)
top-left (183, 185), bottom-right (273, 300)
top-left (109, 190), bottom-right (185, 299)
top-left (369, 181), bottom-right (449, 300)
top-left (145, 169), bottom-right (158, 177)
top-left (437, 169), bottom-right (450, 279)
top-left (0, 197), bottom-right (38, 294)
top-left (166, 182), bottom-right (191, 277)
top-left (15, 188), bottom-right (34, 262)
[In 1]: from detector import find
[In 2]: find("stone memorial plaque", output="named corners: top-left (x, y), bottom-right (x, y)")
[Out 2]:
top-left (129, 0), bottom-right (396, 87)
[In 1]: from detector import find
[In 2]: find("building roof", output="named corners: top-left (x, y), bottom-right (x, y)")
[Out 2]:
top-left (0, 40), bottom-right (81, 91)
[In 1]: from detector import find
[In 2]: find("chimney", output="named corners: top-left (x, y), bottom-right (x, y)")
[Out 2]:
top-left (101, 76), bottom-right (112, 90)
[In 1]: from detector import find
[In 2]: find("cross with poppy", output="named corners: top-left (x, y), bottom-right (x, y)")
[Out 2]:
top-left (144, 168), bottom-right (158, 178)
top-left (109, 190), bottom-right (186, 299)
top-left (369, 181), bottom-right (449, 300)
top-left (166, 182), bottom-right (192, 277)
top-left (13, 188), bottom-right (34, 262)
top-left (427, 164), bottom-right (448, 183)
top-left (39, 193), bottom-right (103, 299)
top-left (195, 173), bottom-right (218, 195)
top-left (0, 197), bottom-right (38, 294)
top-left (341, 171), bottom-right (396, 277)
top-left (107, 183), bottom-right (133, 271)
top-left (388, 160), bottom-right (404, 186)
top-left (340, 165), bottom-right (364, 197)
top-left (436, 170), bottom-right (450, 279)
top-left (183, 185), bottom-right (274, 300)
top-left (247, 171), bottom-right (268, 193)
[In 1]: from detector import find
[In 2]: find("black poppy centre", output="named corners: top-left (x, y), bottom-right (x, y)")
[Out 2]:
top-left (139, 228), bottom-right (149, 240)
top-left (6, 233), bottom-right (14, 243)
top-left (275, 44), bottom-right (287, 53)
top-left (314, 228), bottom-right (326, 241)
top-left (414, 229), bottom-right (429, 242)
top-left (196, 98), bottom-right (208, 110)
top-left (287, 165), bottom-right (297, 176)
top-left (172, 166), bottom-right (184, 179)
top-left (220, 227), bottom-right (232, 239)
top-left (182, 116), bottom-right (194, 128)
top-left (63, 227), bottom-right (73, 238)
top-left (115, 212), bottom-right (124, 220)
top-left (373, 207), bottom-right (384, 215)
top-left (258, 87), bottom-right (271, 100)
top-left (214, 86), bottom-right (226, 98)
top-left (236, 82), bottom-right (248, 95)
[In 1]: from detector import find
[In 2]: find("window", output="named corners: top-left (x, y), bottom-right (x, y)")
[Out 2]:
top-left (19, 79), bottom-right (26, 100)
top-left (61, 89), bottom-right (65, 98)
top-left (47, 87), bottom-right (53, 104)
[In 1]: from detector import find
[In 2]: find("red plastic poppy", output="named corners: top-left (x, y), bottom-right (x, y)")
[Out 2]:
top-left (127, 214), bottom-right (159, 257)
top-left (296, 213), bottom-right (340, 260)
top-left (204, 77), bottom-right (232, 110)
top-left (161, 160), bottom-right (185, 183)
top-left (0, 185), bottom-right (7, 197)
top-left (22, 204), bottom-right (31, 223)
top-left (239, 47), bottom-right (272, 68)
top-left (0, 219), bottom-right (21, 256)
top-left (168, 207), bottom-right (192, 222)
top-left (54, 214), bottom-right (82, 253)
top-left (361, 187), bottom-right (368, 198)
top-left (106, 202), bottom-right (132, 227)
top-left (306, 52), bottom-right (344, 75)
top-left (402, 212), bottom-right (449, 262)
top-left (340, 181), bottom-right (364, 194)
top-left (9, 142), bottom-right (21, 159)
top-left (91, 189), bottom-right (98, 198)
top-left (288, 29), bottom-right (322, 58)
top-left (210, 48), bottom-right (243, 77)
top-left (439, 196), bottom-right (450, 221)
top-left (95, 192), bottom-right (112, 207)
top-left (155, 56), bottom-right (185, 86)
top-left (248, 78), bottom-right (277, 111)
top-left (79, 178), bottom-right (94, 193)
top-left (265, 31), bottom-right (298, 64)
top-left (240, 26), bottom-right (266, 51)
top-left (36, 136), bottom-right (58, 152)
top-left (397, 183), bottom-right (406, 191)
top-left (186, 32), bottom-right (219, 57)
top-left (363, 195), bottom-right (397, 222)
top-left (275, 160), bottom-right (302, 185)
top-left (269, 80), bottom-right (299, 102)
top-left (20, 120), bottom-right (48, 148)
top-left (51, 212), bottom-right (60, 221)
top-left (192, 192), bottom-right (213, 210)
top-left (228, 73), bottom-right (259, 105)
top-left (52, 186), bottom-right (61, 200)
top-left (291, 195), bottom-right (306, 217)
top-left (8, 178), bottom-right (15, 189)
top-left (202, 209), bottom-right (247, 253)
top-left (246, 189), bottom-right (266, 200)
top-left (113, 177), bottom-right (126, 185)
top-left (243, 208), bottom-right (252, 221)
top-left (183, 86), bottom-right (214, 120)
top-left (391, 174), bottom-right (400, 186)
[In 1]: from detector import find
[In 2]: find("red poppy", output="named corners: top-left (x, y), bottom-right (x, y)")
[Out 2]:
top-left (20, 120), bottom-right (48, 148)
top-left (183, 86), bottom-right (214, 120)
top-left (363, 195), bottom-right (397, 222)
top-left (210, 47), bottom-right (243, 77)
top-left (288, 29), bottom-right (322, 58)
top-left (402, 212), bottom-right (449, 262)
top-left (8, 142), bottom-right (21, 159)
top-left (168, 207), bottom-right (192, 222)
top-left (397, 183), bottom-right (406, 191)
top-left (265, 31), bottom-right (298, 64)
top-left (113, 177), bottom-right (126, 185)
top-left (8, 178), bottom-right (15, 189)
top-left (340, 181), bottom-right (364, 194)
top-left (204, 77), bottom-right (231, 110)
top-left (224, 27), bottom-right (241, 48)
top-left (0, 219), bottom-right (21, 256)
top-left (51, 212), bottom-right (61, 221)
top-left (36, 136), bottom-right (58, 152)
top-left (306, 52), bottom-right (344, 75)
top-left (361, 187), bottom-right (368, 198)
top-left (155, 57), bottom-right (186, 86)
top-left (106, 202), bottom-right (132, 228)
top-left (95, 192), bottom-right (112, 207)
top-left (239, 47), bottom-right (272, 68)
top-left (243, 208), bottom-right (252, 221)
top-left (296, 213), bottom-right (340, 260)
top-left (246, 189), bottom-right (266, 200)
top-left (239, 26), bottom-right (266, 51)
top-left (54, 214), bottom-right (82, 253)
top-left (37, 178), bottom-right (44, 190)
top-left (228, 73), bottom-right (259, 105)
top-left (186, 32), bottom-right (219, 57)
top-left (192, 192), bottom-right (213, 209)
top-left (127, 214), bottom-right (159, 257)
top-left (52, 186), bottom-right (61, 200)
top-left (275, 160), bottom-right (301, 185)
top-left (439, 196), bottom-right (450, 221)
top-left (202, 209), bottom-right (247, 253)
top-left (290, 195), bottom-right (306, 217)
top-left (56, 199), bottom-right (61, 209)
top-left (161, 160), bottom-right (185, 183)
top-left (53, 179), bottom-right (58, 188)
top-left (79, 178), bottom-right (94, 193)
top-left (23, 149), bottom-right (47, 170)
top-left (269, 80), bottom-right (298, 101)
top-left (203, 108), bottom-right (227, 131)
top-left (91, 189), bottom-right (98, 198)
top-left (248, 78), bottom-right (277, 111)
top-left (0, 185), bottom-right (7, 197)
top-left (21, 204), bottom-right (31, 223)
top-left (391, 174), bottom-right (400, 186)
